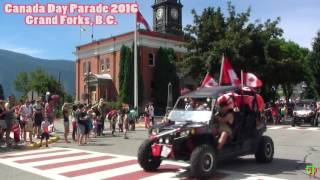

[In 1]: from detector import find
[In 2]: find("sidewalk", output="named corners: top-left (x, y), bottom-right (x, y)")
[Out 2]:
top-left (1, 123), bottom-right (60, 151)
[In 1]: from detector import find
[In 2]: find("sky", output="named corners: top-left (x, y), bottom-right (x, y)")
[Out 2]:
top-left (0, 0), bottom-right (319, 60)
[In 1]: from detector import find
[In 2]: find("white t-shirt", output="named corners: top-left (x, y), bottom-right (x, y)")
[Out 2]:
top-left (20, 104), bottom-right (33, 120)
top-left (148, 105), bottom-right (154, 117)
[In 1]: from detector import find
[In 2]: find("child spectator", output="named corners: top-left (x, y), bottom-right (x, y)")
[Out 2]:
top-left (71, 105), bottom-right (78, 142)
top-left (40, 117), bottom-right (50, 147)
top-left (117, 110), bottom-right (123, 133)
top-left (92, 113), bottom-right (97, 138)
top-left (144, 105), bottom-right (150, 129)
top-left (12, 120), bottom-right (20, 146)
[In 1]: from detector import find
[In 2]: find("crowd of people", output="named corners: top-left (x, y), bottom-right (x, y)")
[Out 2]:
top-left (0, 95), bottom-right (56, 147)
top-left (67, 99), bottom-right (138, 145)
top-left (0, 95), bottom-right (151, 148)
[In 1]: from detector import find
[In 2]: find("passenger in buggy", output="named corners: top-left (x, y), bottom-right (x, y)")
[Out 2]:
top-left (216, 94), bottom-right (235, 150)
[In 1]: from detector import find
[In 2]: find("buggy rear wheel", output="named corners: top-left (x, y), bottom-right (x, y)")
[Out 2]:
top-left (190, 145), bottom-right (216, 179)
top-left (255, 136), bottom-right (274, 163)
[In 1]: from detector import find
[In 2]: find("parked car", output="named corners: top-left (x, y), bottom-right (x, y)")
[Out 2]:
top-left (292, 99), bottom-right (317, 127)
top-left (137, 86), bottom-right (274, 179)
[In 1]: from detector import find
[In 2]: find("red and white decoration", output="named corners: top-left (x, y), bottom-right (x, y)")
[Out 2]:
top-left (219, 57), bottom-right (241, 86)
top-left (242, 71), bottom-right (263, 88)
top-left (200, 72), bottom-right (218, 88)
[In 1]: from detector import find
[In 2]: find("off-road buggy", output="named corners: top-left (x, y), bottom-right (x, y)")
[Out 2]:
top-left (292, 99), bottom-right (318, 127)
top-left (137, 86), bottom-right (274, 179)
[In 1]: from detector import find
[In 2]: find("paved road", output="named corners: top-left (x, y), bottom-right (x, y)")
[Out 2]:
top-left (0, 122), bottom-right (320, 180)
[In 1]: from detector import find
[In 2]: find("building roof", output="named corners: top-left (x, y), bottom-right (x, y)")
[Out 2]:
top-left (75, 29), bottom-right (187, 59)
top-left (76, 29), bottom-right (184, 50)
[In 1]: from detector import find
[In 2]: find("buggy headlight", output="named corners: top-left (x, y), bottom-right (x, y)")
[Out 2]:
top-left (181, 130), bottom-right (190, 137)
top-left (159, 138), bottom-right (163, 143)
top-left (165, 137), bottom-right (170, 144)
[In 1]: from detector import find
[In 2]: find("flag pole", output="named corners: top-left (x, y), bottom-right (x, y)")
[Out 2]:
top-left (219, 54), bottom-right (224, 86)
top-left (134, 4), bottom-right (138, 110)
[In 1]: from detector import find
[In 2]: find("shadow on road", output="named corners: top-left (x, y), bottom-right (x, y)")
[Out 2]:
top-left (171, 157), bottom-right (309, 179)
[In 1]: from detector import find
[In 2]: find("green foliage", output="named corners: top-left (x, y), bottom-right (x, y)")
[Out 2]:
top-left (152, 48), bottom-right (180, 109)
top-left (308, 31), bottom-right (320, 99)
top-left (14, 72), bottom-right (30, 96)
top-left (181, 2), bottom-right (310, 101)
top-left (0, 84), bottom-right (4, 100)
top-left (119, 45), bottom-right (128, 95)
top-left (119, 45), bottom-right (132, 104)
top-left (13, 69), bottom-right (71, 101)
top-left (119, 45), bottom-right (144, 107)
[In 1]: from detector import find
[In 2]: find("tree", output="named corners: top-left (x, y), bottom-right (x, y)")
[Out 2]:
top-left (308, 31), bottom-right (320, 98)
top-left (13, 69), bottom-right (68, 101)
top-left (152, 48), bottom-right (180, 109)
top-left (181, 2), bottom-right (307, 102)
top-left (0, 84), bottom-right (4, 100)
top-left (14, 72), bottom-right (30, 96)
top-left (119, 45), bottom-right (144, 107)
top-left (119, 46), bottom-right (131, 104)
top-left (119, 45), bottom-right (128, 98)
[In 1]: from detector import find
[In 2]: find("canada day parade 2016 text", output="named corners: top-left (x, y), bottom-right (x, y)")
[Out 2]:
top-left (4, 3), bottom-right (138, 14)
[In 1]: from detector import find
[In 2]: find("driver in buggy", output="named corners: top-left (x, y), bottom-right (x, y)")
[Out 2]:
top-left (216, 94), bottom-right (236, 150)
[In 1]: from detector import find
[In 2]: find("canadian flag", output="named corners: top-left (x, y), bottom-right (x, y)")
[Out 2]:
top-left (201, 73), bottom-right (218, 88)
top-left (242, 71), bottom-right (263, 88)
top-left (137, 11), bottom-right (151, 31)
top-left (219, 57), bottom-right (241, 86)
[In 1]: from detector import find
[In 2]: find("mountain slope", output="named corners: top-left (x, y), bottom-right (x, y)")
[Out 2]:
top-left (0, 49), bottom-right (75, 97)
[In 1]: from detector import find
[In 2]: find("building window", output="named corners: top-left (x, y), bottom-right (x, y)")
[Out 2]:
top-left (106, 58), bottom-right (110, 71)
top-left (101, 59), bottom-right (105, 72)
top-left (83, 62), bottom-right (87, 75)
top-left (87, 62), bottom-right (91, 73)
top-left (83, 61), bottom-right (91, 74)
top-left (101, 58), bottom-right (110, 72)
top-left (148, 53), bottom-right (155, 67)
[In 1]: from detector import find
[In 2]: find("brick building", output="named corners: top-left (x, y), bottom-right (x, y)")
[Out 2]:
top-left (75, 0), bottom-right (187, 104)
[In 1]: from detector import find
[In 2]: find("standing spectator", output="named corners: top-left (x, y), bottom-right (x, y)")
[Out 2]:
top-left (5, 96), bottom-right (16, 146)
top-left (45, 99), bottom-right (54, 132)
top-left (144, 105), bottom-right (150, 129)
top-left (76, 104), bottom-right (87, 145)
top-left (71, 105), bottom-right (78, 142)
top-left (92, 112), bottom-right (98, 138)
top-left (40, 116), bottom-right (50, 147)
top-left (12, 119), bottom-right (20, 146)
top-left (128, 107), bottom-right (137, 131)
top-left (107, 110), bottom-right (117, 136)
top-left (19, 100), bottom-right (33, 144)
top-left (97, 99), bottom-right (106, 136)
top-left (33, 99), bottom-right (43, 139)
top-left (117, 110), bottom-right (124, 132)
top-left (271, 103), bottom-right (278, 125)
top-left (123, 108), bottom-right (129, 139)
top-left (15, 100), bottom-right (23, 139)
top-left (148, 102), bottom-right (155, 126)
top-left (0, 100), bottom-right (7, 144)
top-left (62, 103), bottom-right (70, 143)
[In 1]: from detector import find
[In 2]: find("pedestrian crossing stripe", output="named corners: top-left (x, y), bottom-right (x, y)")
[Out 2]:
top-left (267, 126), bottom-right (320, 131)
top-left (0, 147), bottom-right (286, 180)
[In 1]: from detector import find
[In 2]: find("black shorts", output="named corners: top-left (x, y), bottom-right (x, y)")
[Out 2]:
top-left (41, 132), bottom-right (50, 140)
top-left (34, 113), bottom-right (43, 127)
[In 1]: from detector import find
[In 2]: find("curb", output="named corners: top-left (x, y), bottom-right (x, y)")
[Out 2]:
top-left (26, 135), bottom-right (60, 149)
